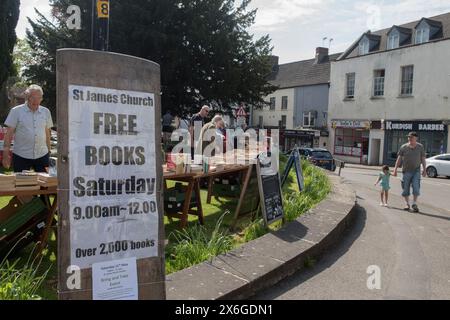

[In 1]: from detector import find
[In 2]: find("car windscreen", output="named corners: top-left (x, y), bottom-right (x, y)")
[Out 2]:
top-left (311, 151), bottom-right (333, 159)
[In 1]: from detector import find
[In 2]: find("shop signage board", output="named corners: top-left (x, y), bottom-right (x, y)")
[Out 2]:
top-left (57, 49), bottom-right (165, 300)
top-left (331, 120), bottom-right (371, 129)
top-left (384, 120), bottom-right (447, 132)
top-left (256, 153), bottom-right (284, 225)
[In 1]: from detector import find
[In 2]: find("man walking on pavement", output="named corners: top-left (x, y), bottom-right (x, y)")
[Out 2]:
top-left (393, 131), bottom-right (427, 212)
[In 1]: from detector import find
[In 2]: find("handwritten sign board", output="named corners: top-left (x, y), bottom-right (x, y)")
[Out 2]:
top-left (256, 153), bottom-right (284, 225)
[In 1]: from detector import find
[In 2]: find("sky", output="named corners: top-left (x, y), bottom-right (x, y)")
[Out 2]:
top-left (16, 0), bottom-right (450, 64)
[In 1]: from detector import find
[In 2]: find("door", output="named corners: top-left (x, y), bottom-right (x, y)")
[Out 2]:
top-left (370, 139), bottom-right (381, 165)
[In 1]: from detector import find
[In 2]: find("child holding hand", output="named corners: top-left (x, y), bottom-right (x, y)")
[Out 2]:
top-left (375, 165), bottom-right (391, 207)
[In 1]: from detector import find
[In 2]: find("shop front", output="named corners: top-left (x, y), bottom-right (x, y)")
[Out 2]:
top-left (282, 129), bottom-right (318, 151)
top-left (384, 120), bottom-right (448, 166)
top-left (331, 120), bottom-right (371, 164)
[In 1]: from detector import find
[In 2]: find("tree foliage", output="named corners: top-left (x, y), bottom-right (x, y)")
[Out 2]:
top-left (0, 0), bottom-right (20, 116)
top-left (0, 0), bottom-right (20, 86)
top-left (24, 0), bottom-right (277, 119)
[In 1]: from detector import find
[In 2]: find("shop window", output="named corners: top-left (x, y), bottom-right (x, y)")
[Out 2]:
top-left (334, 127), bottom-right (367, 157)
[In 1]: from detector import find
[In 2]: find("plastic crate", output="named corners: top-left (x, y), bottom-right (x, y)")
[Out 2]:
top-left (0, 197), bottom-right (46, 239)
top-left (212, 183), bottom-right (241, 197)
top-left (164, 183), bottom-right (198, 214)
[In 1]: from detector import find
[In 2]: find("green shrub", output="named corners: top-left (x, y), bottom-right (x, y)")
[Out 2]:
top-left (0, 236), bottom-right (49, 300)
top-left (166, 212), bottom-right (234, 274)
top-left (243, 219), bottom-right (269, 242)
top-left (284, 161), bottom-right (331, 222)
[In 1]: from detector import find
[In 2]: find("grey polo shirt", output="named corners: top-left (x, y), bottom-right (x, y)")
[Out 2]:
top-left (5, 104), bottom-right (53, 159)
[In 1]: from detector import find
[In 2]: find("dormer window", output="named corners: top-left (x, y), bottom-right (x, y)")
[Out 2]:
top-left (388, 32), bottom-right (400, 49)
top-left (358, 34), bottom-right (381, 56)
top-left (415, 26), bottom-right (429, 44)
top-left (387, 26), bottom-right (412, 49)
top-left (359, 38), bottom-right (370, 55)
top-left (414, 18), bottom-right (443, 44)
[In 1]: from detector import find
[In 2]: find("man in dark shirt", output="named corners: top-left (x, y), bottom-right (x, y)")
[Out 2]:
top-left (189, 105), bottom-right (210, 159)
top-left (162, 111), bottom-right (174, 145)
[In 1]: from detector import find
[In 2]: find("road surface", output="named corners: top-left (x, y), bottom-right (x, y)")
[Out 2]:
top-left (253, 167), bottom-right (450, 300)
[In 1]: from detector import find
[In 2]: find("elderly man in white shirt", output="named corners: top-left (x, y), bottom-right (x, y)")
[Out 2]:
top-left (2, 84), bottom-right (53, 172)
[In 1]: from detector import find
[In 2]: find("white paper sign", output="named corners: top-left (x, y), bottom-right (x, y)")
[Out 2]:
top-left (68, 85), bottom-right (159, 269)
top-left (92, 257), bottom-right (138, 300)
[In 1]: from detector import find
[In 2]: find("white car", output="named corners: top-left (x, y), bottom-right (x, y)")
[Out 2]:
top-left (426, 154), bottom-right (450, 178)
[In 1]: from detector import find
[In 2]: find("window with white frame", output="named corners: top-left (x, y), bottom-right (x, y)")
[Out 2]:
top-left (387, 33), bottom-right (400, 49)
top-left (373, 69), bottom-right (385, 97)
top-left (401, 65), bottom-right (414, 95)
top-left (303, 112), bottom-right (316, 127)
top-left (415, 27), bottom-right (429, 44)
top-left (346, 73), bottom-right (355, 98)
top-left (359, 38), bottom-right (370, 55)
top-left (269, 97), bottom-right (275, 110)
top-left (281, 96), bottom-right (288, 110)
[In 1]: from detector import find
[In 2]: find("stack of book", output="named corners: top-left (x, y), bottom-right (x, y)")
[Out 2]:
top-left (0, 174), bottom-right (16, 191)
top-left (37, 173), bottom-right (57, 187)
top-left (15, 172), bottom-right (40, 191)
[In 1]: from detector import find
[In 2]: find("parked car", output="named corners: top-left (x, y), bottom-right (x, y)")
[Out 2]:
top-left (425, 153), bottom-right (450, 178)
top-left (299, 147), bottom-right (336, 172)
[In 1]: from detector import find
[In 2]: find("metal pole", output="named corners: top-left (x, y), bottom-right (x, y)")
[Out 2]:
top-left (92, 0), bottom-right (110, 51)
top-left (90, 0), bottom-right (95, 49)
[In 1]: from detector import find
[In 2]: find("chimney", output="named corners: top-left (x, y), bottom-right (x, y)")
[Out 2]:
top-left (269, 55), bottom-right (279, 73)
top-left (315, 47), bottom-right (329, 64)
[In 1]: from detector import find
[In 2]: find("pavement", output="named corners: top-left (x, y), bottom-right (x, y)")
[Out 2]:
top-left (166, 174), bottom-right (357, 300)
top-left (253, 166), bottom-right (450, 300)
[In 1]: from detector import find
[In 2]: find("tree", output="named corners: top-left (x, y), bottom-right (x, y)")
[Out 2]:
top-left (25, 0), bottom-right (277, 119)
top-left (13, 38), bottom-right (36, 80)
top-left (0, 0), bottom-right (20, 117)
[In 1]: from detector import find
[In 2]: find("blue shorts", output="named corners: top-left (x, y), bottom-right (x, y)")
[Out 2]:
top-left (401, 169), bottom-right (421, 197)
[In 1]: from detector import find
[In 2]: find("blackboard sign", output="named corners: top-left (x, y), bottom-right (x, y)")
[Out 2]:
top-left (281, 148), bottom-right (304, 191)
top-left (256, 154), bottom-right (284, 225)
top-left (293, 149), bottom-right (305, 191)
